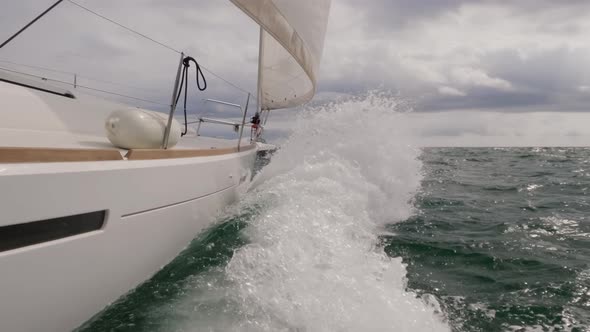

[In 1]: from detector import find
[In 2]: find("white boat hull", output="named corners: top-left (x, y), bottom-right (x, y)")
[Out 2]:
top-left (0, 149), bottom-right (256, 332)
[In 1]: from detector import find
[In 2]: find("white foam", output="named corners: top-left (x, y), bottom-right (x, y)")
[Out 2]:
top-left (171, 92), bottom-right (449, 331)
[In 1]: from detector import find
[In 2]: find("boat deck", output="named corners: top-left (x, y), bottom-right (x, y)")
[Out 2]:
top-left (0, 127), bottom-right (243, 152)
top-left (0, 128), bottom-right (252, 163)
top-left (0, 71), bottom-right (253, 163)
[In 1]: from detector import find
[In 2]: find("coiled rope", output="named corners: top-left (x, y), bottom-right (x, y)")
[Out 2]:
top-left (175, 56), bottom-right (207, 136)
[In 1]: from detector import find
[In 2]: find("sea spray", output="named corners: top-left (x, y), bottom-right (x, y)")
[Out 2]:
top-left (79, 146), bottom-right (590, 331)
top-left (179, 92), bottom-right (449, 331)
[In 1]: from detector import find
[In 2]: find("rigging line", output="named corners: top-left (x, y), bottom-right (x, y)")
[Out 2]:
top-left (0, 59), bottom-right (74, 75)
top-left (0, 59), bottom-right (163, 93)
top-left (0, 0), bottom-right (65, 49)
top-left (75, 84), bottom-right (169, 106)
top-left (198, 65), bottom-right (253, 97)
top-left (65, 0), bottom-right (258, 100)
top-left (75, 75), bottom-right (163, 93)
top-left (66, 0), bottom-right (181, 54)
top-left (0, 66), bottom-right (169, 106)
top-left (0, 66), bottom-right (65, 81)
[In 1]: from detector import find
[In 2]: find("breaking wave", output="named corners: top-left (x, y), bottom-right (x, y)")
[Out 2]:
top-left (168, 92), bottom-right (449, 331)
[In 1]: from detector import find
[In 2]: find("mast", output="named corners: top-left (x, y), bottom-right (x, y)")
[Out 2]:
top-left (256, 26), bottom-right (264, 115)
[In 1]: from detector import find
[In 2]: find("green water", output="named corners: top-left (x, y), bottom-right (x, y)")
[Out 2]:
top-left (80, 148), bottom-right (590, 332)
top-left (385, 148), bottom-right (590, 331)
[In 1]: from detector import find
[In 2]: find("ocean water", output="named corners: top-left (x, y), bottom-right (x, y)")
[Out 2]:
top-left (387, 147), bottom-right (590, 331)
top-left (79, 96), bottom-right (590, 332)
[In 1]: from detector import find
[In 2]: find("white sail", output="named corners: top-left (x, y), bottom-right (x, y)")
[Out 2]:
top-left (231, 0), bottom-right (331, 110)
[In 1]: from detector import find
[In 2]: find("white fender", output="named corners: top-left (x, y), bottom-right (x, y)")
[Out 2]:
top-left (105, 108), bottom-right (181, 149)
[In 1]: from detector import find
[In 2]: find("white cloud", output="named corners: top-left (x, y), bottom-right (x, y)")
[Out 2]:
top-left (438, 86), bottom-right (466, 97)
top-left (0, 0), bottom-right (259, 109)
top-left (320, 1), bottom-right (590, 110)
top-left (400, 111), bottom-right (590, 147)
top-left (2, 1), bottom-right (590, 115)
top-left (450, 67), bottom-right (512, 91)
top-left (262, 106), bottom-right (590, 147)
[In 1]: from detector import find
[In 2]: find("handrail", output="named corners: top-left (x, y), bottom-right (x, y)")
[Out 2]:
top-left (191, 118), bottom-right (257, 128)
top-left (205, 99), bottom-right (242, 109)
top-left (238, 94), bottom-right (250, 151)
top-left (203, 95), bottom-right (250, 151)
top-left (190, 117), bottom-right (241, 126)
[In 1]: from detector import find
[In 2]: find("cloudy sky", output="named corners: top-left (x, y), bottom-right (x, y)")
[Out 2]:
top-left (1, 0), bottom-right (590, 145)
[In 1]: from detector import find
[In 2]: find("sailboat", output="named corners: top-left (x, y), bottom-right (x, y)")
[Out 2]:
top-left (0, 0), bottom-right (331, 331)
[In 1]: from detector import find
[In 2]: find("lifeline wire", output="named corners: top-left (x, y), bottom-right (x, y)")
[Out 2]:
top-left (0, 0), bottom-right (64, 49)
top-left (0, 66), bottom-right (169, 106)
top-left (66, 0), bottom-right (181, 54)
top-left (66, 0), bottom-right (256, 99)
top-left (2, 0), bottom-right (258, 105)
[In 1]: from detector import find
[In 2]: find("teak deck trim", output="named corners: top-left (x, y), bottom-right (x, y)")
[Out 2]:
top-left (0, 147), bottom-right (123, 163)
top-left (0, 144), bottom-right (256, 163)
top-left (125, 144), bottom-right (256, 160)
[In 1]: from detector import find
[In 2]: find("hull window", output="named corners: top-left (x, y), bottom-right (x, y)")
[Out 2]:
top-left (0, 211), bottom-right (105, 252)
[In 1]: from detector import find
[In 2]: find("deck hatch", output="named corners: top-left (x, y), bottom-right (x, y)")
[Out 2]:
top-left (0, 210), bottom-right (105, 252)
